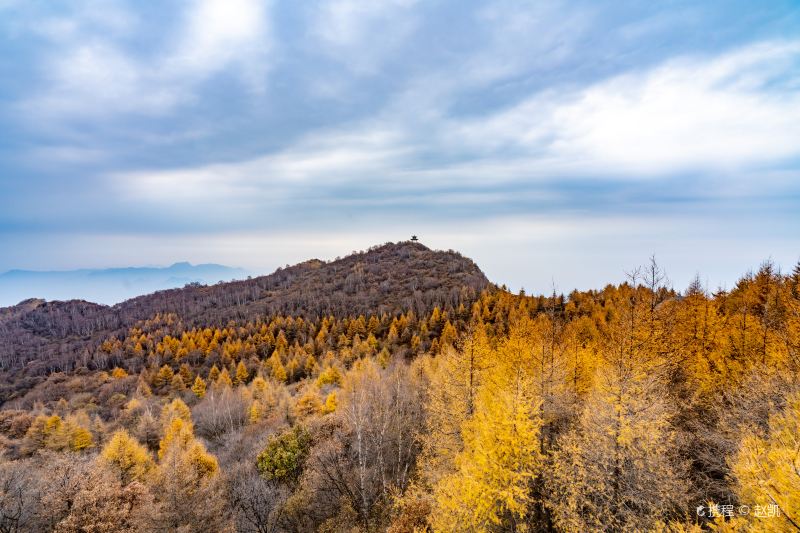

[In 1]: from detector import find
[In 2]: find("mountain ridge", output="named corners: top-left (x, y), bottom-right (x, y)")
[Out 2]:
top-left (0, 262), bottom-right (248, 307)
top-left (0, 241), bottom-right (490, 401)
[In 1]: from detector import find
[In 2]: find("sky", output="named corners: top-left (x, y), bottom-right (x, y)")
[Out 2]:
top-left (1, 0), bottom-right (799, 298)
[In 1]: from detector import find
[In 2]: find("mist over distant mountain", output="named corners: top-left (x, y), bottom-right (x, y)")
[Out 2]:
top-left (0, 262), bottom-right (248, 306)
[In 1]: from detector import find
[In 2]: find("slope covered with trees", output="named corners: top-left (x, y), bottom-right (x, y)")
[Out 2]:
top-left (1, 245), bottom-right (799, 532)
top-left (0, 242), bottom-right (487, 400)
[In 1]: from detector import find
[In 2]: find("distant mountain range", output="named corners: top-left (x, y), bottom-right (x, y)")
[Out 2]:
top-left (0, 262), bottom-right (249, 306)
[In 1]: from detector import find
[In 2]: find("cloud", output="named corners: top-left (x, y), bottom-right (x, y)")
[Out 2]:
top-left (308, 0), bottom-right (419, 74)
top-left (10, 0), bottom-right (139, 42)
top-left (20, 0), bottom-right (272, 121)
top-left (26, 145), bottom-right (109, 166)
top-left (3, 1), bottom-right (800, 294)
top-left (450, 40), bottom-right (800, 176)
top-left (547, 41), bottom-right (800, 174)
top-left (113, 38), bottom-right (800, 220)
top-left (460, 0), bottom-right (592, 86)
top-left (32, 43), bottom-right (182, 117)
top-left (166, 0), bottom-right (271, 91)
top-left (114, 127), bottom-right (410, 207)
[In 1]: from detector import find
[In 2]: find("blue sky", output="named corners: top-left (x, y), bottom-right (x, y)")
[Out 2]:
top-left (1, 0), bottom-right (799, 296)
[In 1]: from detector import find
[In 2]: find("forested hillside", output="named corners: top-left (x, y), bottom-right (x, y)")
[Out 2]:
top-left (0, 242), bottom-right (487, 400)
top-left (0, 246), bottom-right (798, 532)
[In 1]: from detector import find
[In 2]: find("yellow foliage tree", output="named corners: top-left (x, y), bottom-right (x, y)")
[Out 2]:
top-left (24, 413), bottom-right (94, 453)
top-left (547, 369), bottom-right (688, 531)
top-left (234, 360), bottom-right (249, 385)
top-left (377, 347), bottom-right (391, 368)
top-left (216, 367), bottom-right (233, 388)
top-left (250, 375), bottom-right (268, 400)
top-left (153, 413), bottom-right (225, 531)
top-left (64, 412), bottom-right (95, 452)
top-left (248, 400), bottom-right (266, 424)
top-left (421, 330), bottom-right (490, 487)
top-left (322, 391), bottom-right (338, 414)
top-left (70, 425), bottom-right (94, 451)
top-left (192, 375), bottom-right (207, 399)
top-left (101, 429), bottom-right (154, 484)
top-left (316, 365), bottom-right (342, 387)
top-left (179, 363), bottom-right (193, 384)
top-left (271, 357), bottom-right (288, 383)
top-left (432, 374), bottom-right (542, 532)
top-left (724, 392), bottom-right (800, 532)
top-left (158, 417), bottom-right (195, 460)
top-left (304, 354), bottom-right (318, 376)
top-left (170, 373), bottom-right (186, 392)
top-left (439, 321), bottom-right (458, 350)
top-left (208, 364), bottom-right (220, 382)
top-left (160, 398), bottom-right (192, 427)
top-left (295, 388), bottom-right (323, 418)
top-left (154, 365), bottom-right (174, 388)
top-left (157, 415), bottom-right (218, 479)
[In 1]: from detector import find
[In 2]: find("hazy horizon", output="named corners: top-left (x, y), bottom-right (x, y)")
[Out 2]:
top-left (0, 261), bottom-right (248, 306)
top-left (2, 240), bottom-right (797, 308)
top-left (1, 0), bottom-right (799, 302)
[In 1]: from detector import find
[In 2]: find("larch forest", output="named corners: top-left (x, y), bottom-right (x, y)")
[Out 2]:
top-left (0, 241), bottom-right (798, 533)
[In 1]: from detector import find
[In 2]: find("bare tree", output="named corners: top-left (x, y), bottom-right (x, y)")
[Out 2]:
top-left (307, 360), bottom-right (424, 530)
top-left (0, 459), bottom-right (39, 533)
top-left (227, 462), bottom-right (288, 533)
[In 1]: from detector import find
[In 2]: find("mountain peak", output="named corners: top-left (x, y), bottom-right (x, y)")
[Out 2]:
top-left (0, 243), bottom-right (488, 384)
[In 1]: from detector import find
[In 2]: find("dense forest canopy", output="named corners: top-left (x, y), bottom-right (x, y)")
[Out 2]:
top-left (0, 242), bottom-right (799, 532)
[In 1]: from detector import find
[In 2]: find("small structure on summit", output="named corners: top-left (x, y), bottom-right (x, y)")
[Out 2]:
top-left (410, 235), bottom-right (419, 242)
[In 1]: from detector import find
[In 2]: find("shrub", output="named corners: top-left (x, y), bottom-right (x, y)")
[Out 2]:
top-left (256, 426), bottom-right (310, 483)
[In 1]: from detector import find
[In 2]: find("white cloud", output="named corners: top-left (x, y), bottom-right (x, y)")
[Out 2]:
top-left (461, 0), bottom-right (591, 86)
top-left (166, 0), bottom-right (271, 91)
top-left (26, 145), bottom-right (109, 165)
top-left (110, 39), bottom-right (800, 218)
top-left (26, 0), bottom-right (138, 41)
top-left (32, 43), bottom-right (181, 117)
top-left (115, 126), bottom-right (409, 204)
top-left (22, 0), bottom-right (272, 121)
top-left (450, 40), bottom-right (800, 176)
top-left (548, 42), bottom-right (800, 173)
top-left (309, 0), bottom-right (419, 74)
